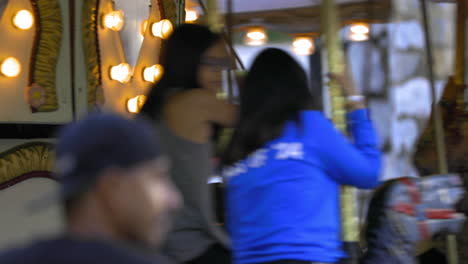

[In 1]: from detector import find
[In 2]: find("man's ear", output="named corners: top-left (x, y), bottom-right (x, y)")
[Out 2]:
top-left (94, 167), bottom-right (125, 206)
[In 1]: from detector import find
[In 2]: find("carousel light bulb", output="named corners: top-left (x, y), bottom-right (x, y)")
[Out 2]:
top-left (292, 36), bottom-right (315, 56)
top-left (141, 20), bottom-right (149, 36)
top-left (151, 19), bottom-right (173, 39)
top-left (350, 23), bottom-right (370, 35)
top-left (1, 57), bottom-right (21, 77)
top-left (143, 64), bottom-right (164, 83)
top-left (103, 11), bottom-right (124, 31)
top-left (245, 27), bottom-right (267, 46)
top-left (127, 95), bottom-right (147, 113)
top-left (349, 33), bottom-right (369, 42)
top-left (110, 63), bottom-right (131, 83)
top-left (349, 23), bottom-right (370, 42)
top-left (13, 10), bottom-right (34, 30)
top-left (185, 9), bottom-right (198, 23)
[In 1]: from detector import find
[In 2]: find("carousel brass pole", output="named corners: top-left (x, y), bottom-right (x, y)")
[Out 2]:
top-left (206, 0), bottom-right (222, 33)
top-left (177, 0), bottom-right (185, 26)
top-left (197, 0), bottom-right (245, 70)
top-left (419, 0), bottom-right (458, 263)
top-left (454, 0), bottom-right (466, 86)
top-left (321, 1), bottom-right (360, 263)
top-left (226, 0), bottom-right (234, 101)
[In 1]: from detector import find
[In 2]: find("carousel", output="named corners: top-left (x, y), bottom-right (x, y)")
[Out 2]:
top-left (0, 0), bottom-right (466, 263)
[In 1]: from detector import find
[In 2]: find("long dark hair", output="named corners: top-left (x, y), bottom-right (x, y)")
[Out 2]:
top-left (139, 24), bottom-right (221, 120)
top-left (222, 48), bottom-right (313, 166)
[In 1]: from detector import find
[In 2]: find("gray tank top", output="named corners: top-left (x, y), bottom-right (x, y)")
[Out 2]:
top-left (156, 123), bottom-right (230, 262)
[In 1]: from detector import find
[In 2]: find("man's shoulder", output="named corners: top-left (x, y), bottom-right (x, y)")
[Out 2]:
top-left (0, 237), bottom-right (162, 264)
top-left (0, 239), bottom-right (49, 264)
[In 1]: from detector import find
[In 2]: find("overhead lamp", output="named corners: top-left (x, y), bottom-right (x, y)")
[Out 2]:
top-left (143, 64), bottom-right (164, 83)
top-left (292, 36), bottom-right (315, 56)
top-left (1, 57), bottom-right (21, 78)
top-left (12, 10), bottom-right (34, 30)
top-left (151, 19), bottom-right (173, 39)
top-left (110, 63), bottom-right (131, 83)
top-left (185, 9), bottom-right (198, 23)
top-left (349, 22), bottom-right (370, 42)
top-left (245, 27), bottom-right (267, 46)
top-left (127, 95), bottom-right (147, 113)
top-left (103, 10), bottom-right (124, 31)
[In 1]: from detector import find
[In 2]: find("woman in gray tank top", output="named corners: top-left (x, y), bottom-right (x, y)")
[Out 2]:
top-left (140, 24), bottom-right (237, 264)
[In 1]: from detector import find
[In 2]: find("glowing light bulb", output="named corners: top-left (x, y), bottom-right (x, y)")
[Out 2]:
top-left (292, 36), bottom-right (315, 56)
top-left (13, 10), bottom-right (34, 30)
top-left (1, 57), bottom-right (21, 77)
top-left (141, 20), bottom-right (149, 36)
top-left (110, 63), bottom-right (131, 83)
top-left (103, 11), bottom-right (124, 31)
top-left (185, 9), bottom-right (198, 23)
top-left (349, 23), bottom-right (370, 42)
top-left (127, 95), bottom-right (147, 113)
top-left (349, 33), bottom-right (369, 42)
top-left (143, 64), bottom-right (164, 83)
top-left (245, 27), bottom-right (267, 46)
top-left (350, 23), bottom-right (370, 35)
top-left (151, 19), bottom-right (173, 39)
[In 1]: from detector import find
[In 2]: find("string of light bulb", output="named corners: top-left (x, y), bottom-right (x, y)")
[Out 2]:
top-left (291, 34), bottom-right (316, 56)
top-left (100, 9), bottom-right (171, 84)
top-left (109, 63), bottom-right (165, 84)
top-left (0, 9), bottom-right (35, 78)
top-left (185, 9), bottom-right (198, 23)
top-left (348, 22), bottom-right (370, 42)
top-left (127, 95), bottom-right (147, 113)
top-left (13, 10), bottom-right (34, 30)
top-left (102, 9), bottom-right (174, 40)
top-left (242, 22), bottom-right (370, 55)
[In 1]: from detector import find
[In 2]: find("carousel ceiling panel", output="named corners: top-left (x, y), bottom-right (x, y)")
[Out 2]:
top-left (197, 0), bottom-right (392, 34)
top-left (231, 0), bottom-right (392, 33)
top-left (217, 0), bottom-right (382, 13)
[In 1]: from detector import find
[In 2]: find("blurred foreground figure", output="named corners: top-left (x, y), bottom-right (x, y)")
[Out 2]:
top-left (140, 24), bottom-right (236, 264)
top-left (221, 48), bottom-right (382, 264)
top-left (0, 112), bottom-right (181, 264)
top-left (362, 174), bottom-right (466, 264)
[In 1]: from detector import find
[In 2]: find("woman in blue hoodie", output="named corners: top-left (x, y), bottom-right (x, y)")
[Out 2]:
top-left (221, 48), bottom-right (382, 264)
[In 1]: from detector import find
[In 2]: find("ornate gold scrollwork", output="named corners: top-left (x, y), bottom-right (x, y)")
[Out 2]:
top-left (0, 142), bottom-right (54, 187)
top-left (27, 0), bottom-right (63, 112)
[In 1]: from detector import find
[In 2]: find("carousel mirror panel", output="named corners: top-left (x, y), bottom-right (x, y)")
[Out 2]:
top-left (0, 0), bottom-right (72, 122)
top-left (82, 0), bottom-right (178, 114)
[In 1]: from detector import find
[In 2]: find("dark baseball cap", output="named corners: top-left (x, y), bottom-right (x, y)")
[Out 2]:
top-left (54, 112), bottom-right (162, 200)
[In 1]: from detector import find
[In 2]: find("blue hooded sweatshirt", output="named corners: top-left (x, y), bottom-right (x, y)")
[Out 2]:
top-left (223, 109), bottom-right (382, 264)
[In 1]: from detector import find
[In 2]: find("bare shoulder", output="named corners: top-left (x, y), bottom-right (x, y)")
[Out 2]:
top-left (165, 89), bottom-right (237, 127)
top-left (183, 88), bottom-right (217, 102)
top-left (166, 89), bottom-right (213, 105)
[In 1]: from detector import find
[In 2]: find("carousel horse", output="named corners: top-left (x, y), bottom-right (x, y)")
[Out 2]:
top-left (361, 174), bottom-right (466, 264)
top-left (413, 76), bottom-right (468, 261)
top-left (414, 77), bottom-right (468, 176)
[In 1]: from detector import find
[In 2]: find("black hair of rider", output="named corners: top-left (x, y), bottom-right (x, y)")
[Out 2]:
top-left (140, 24), bottom-right (221, 121)
top-left (222, 48), bottom-right (314, 166)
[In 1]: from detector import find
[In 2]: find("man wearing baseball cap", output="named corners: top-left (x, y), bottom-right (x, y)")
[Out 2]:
top-left (0, 112), bottom-right (181, 263)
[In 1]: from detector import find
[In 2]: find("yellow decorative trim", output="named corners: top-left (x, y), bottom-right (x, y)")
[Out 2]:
top-left (0, 142), bottom-right (54, 185)
top-left (29, 0), bottom-right (63, 112)
top-left (82, 0), bottom-right (102, 108)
